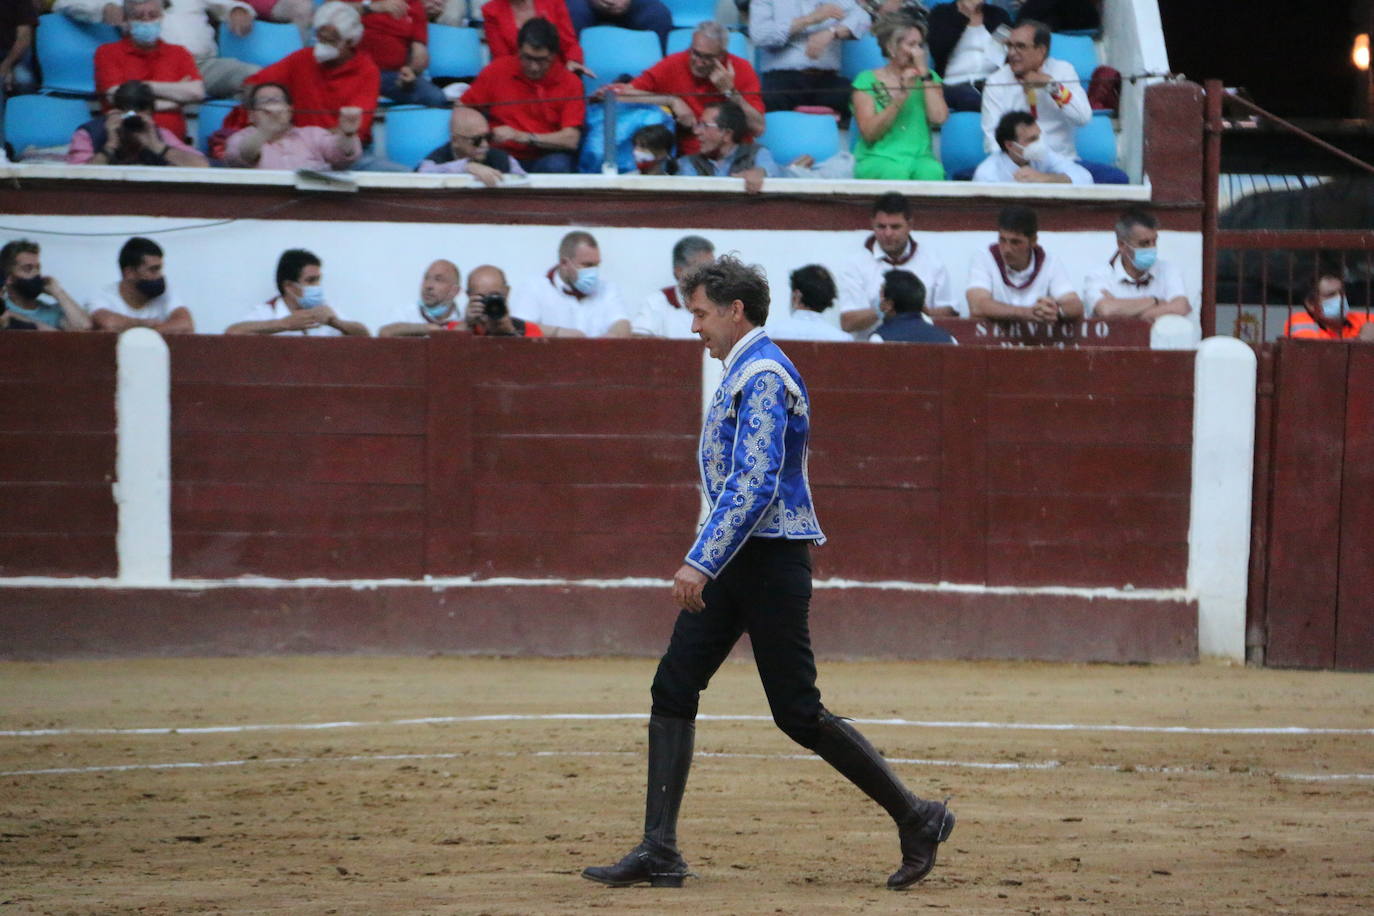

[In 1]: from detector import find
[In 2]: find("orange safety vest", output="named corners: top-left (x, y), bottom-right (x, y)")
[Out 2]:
top-left (1283, 308), bottom-right (1371, 340)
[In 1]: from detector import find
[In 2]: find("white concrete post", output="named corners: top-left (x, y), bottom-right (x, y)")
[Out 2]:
top-left (1188, 336), bottom-right (1256, 661)
top-left (115, 328), bottom-right (172, 584)
top-left (698, 347), bottom-right (723, 526)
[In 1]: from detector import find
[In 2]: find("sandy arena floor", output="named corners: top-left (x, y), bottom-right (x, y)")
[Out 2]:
top-left (1, 656), bottom-right (1372, 915)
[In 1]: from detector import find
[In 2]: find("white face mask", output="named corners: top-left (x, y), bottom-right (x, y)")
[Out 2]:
top-left (313, 42), bottom-right (341, 64)
top-left (573, 266), bottom-right (599, 295)
top-left (1320, 294), bottom-right (1348, 320)
top-left (1015, 139), bottom-right (1048, 163)
top-left (632, 148), bottom-right (656, 163)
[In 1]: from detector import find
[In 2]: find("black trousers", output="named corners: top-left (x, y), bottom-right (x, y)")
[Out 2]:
top-left (760, 69), bottom-right (854, 128)
top-left (650, 538), bottom-right (824, 749)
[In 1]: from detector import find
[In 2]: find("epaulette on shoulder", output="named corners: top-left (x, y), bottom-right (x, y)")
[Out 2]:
top-left (726, 359), bottom-right (808, 417)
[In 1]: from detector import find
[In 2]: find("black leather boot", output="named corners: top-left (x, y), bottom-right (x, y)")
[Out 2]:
top-left (582, 715), bottom-right (695, 888)
top-left (811, 708), bottom-right (955, 890)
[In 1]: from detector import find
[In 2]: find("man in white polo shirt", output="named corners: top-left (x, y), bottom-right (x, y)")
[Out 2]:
top-left (838, 192), bottom-right (960, 340)
top-left (1083, 209), bottom-right (1192, 323)
top-left (966, 205), bottom-right (1082, 322)
top-left (632, 235), bottom-right (715, 339)
top-left (511, 230), bottom-right (632, 338)
top-left (225, 248), bottom-right (370, 336)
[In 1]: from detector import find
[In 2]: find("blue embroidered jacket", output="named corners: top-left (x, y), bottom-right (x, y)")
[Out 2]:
top-left (685, 328), bottom-right (826, 579)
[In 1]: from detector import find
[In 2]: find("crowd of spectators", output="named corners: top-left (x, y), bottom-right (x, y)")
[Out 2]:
top-left (0, 195), bottom-right (1220, 344)
top-left (6, 0), bottom-right (1132, 184)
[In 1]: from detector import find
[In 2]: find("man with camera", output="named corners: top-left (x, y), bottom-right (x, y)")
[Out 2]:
top-left (378, 260), bottom-right (468, 336)
top-left (67, 81), bottom-right (209, 166)
top-left (465, 265), bottom-right (543, 337)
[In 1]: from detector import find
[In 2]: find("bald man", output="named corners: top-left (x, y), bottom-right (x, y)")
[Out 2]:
top-left (415, 107), bottom-right (527, 186)
top-left (465, 264), bottom-right (544, 337)
top-left (378, 259), bottom-right (465, 336)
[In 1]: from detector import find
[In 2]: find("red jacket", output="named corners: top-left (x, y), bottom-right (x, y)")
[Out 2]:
top-left (95, 37), bottom-right (202, 140)
top-left (482, 0), bottom-right (582, 65)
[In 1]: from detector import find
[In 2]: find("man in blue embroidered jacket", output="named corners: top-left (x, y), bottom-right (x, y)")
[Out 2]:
top-left (583, 255), bottom-right (956, 892)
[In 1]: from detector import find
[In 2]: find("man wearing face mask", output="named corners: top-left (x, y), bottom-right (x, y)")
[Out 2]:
top-left (226, 249), bottom-right (370, 336)
top-left (88, 237), bottom-right (196, 335)
top-left (510, 230), bottom-right (632, 338)
top-left (973, 111), bottom-right (1091, 185)
top-left (377, 259), bottom-right (466, 336)
top-left (1083, 209), bottom-right (1191, 323)
top-left (0, 240), bottom-right (93, 332)
top-left (1284, 274), bottom-right (1374, 341)
top-left (94, 0), bottom-right (206, 140)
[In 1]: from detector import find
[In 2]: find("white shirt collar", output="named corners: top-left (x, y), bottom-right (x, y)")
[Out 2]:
top-left (723, 326), bottom-right (765, 371)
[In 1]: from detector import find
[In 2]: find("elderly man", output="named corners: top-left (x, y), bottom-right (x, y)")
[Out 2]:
top-left (87, 236), bottom-right (195, 335)
top-left (93, 0), bottom-right (205, 139)
top-left (966, 204), bottom-right (1082, 323)
top-left (1283, 274), bottom-right (1374, 341)
top-left (461, 18), bottom-right (585, 173)
top-left (465, 264), bottom-right (544, 337)
top-left (979, 20), bottom-right (1087, 162)
top-left (62, 0), bottom-right (259, 98)
top-left (377, 260), bottom-right (465, 336)
top-left (510, 230), bottom-right (630, 338)
top-left (618, 21), bottom-right (765, 157)
top-left (674, 101), bottom-right (780, 194)
top-left (766, 264), bottom-right (851, 341)
top-left (68, 79), bottom-right (209, 166)
top-left (226, 248), bottom-right (370, 336)
top-left (631, 235), bottom-right (714, 339)
top-left (1084, 209), bottom-right (1192, 323)
top-left (0, 240), bottom-right (92, 331)
top-left (225, 82), bottom-right (362, 169)
top-left (214, 2), bottom-right (381, 154)
top-left (973, 110), bottom-right (1092, 185)
top-left (350, 0), bottom-right (447, 107)
top-left (749, 0), bottom-right (869, 120)
top-left (838, 192), bottom-right (958, 337)
top-left (416, 106), bottom-right (527, 185)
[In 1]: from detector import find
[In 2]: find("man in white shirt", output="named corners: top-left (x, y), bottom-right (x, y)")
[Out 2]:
top-left (1083, 209), bottom-right (1192, 323)
top-left (973, 110), bottom-right (1092, 185)
top-left (510, 230), bottom-right (632, 338)
top-left (632, 235), bottom-right (715, 339)
top-left (225, 248), bottom-right (370, 336)
top-left (88, 236), bottom-right (195, 335)
top-left (966, 205), bottom-right (1082, 321)
top-left (979, 20), bottom-right (1089, 162)
top-left (378, 259), bottom-right (465, 336)
top-left (57, 0), bottom-right (262, 98)
top-left (838, 192), bottom-right (960, 339)
top-left (767, 264), bottom-right (851, 342)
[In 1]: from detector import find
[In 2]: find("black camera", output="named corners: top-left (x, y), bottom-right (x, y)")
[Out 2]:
top-left (120, 111), bottom-right (146, 138)
top-left (482, 293), bottom-right (508, 321)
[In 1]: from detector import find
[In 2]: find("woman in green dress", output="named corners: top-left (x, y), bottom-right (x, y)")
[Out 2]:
top-left (851, 12), bottom-right (949, 180)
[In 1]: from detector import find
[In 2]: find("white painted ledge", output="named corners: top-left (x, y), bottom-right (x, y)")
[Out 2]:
top-left (115, 328), bottom-right (172, 584)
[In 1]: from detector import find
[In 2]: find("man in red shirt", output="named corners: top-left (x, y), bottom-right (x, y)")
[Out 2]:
top-left (461, 17), bottom-right (585, 173)
top-left (214, 2), bottom-right (383, 157)
top-left (94, 0), bottom-right (204, 140)
top-left (1284, 274), bottom-right (1374, 341)
top-left (349, 0), bottom-right (447, 106)
top-left (617, 21), bottom-right (764, 157)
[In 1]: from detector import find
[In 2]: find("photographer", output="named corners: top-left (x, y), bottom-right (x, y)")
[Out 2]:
top-left (67, 81), bottom-right (209, 167)
top-left (466, 265), bottom-right (543, 338)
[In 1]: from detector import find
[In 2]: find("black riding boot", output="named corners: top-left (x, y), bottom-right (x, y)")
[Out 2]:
top-left (582, 715), bottom-right (695, 888)
top-left (811, 708), bottom-right (956, 890)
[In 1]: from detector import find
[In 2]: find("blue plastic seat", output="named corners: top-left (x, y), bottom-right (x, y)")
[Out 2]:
top-left (840, 33), bottom-right (886, 80)
top-left (4, 95), bottom-right (93, 158)
top-left (760, 110), bottom-right (838, 165)
top-left (580, 25), bottom-right (663, 93)
top-left (217, 21), bottom-right (303, 68)
top-left (36, 14), bottom-right (120, 95)
top-left (428, 24), bottom-right (485, 80)
top-left (663, 0), bottom-right (717, 28)
top-left (1049, 32), bottom-right (1097, 85)
top-left (1074, 115), bottom-right (1116, 166)
top-left (196, 99), bottom-right (238, 154)
top-left (382, 105), bottom-right (452, 170)
top-left (937, 110), bottom-right (984, 178)
top-left (665, 27), bottom-right (753, 64)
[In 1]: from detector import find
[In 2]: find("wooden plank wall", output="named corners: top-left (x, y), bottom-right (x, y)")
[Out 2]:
top-left (0, 334), bottom-right (117, 577)
top-left (1337, 346), bottom-right (1374, 669)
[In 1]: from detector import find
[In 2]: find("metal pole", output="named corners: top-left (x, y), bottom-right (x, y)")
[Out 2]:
top-left (601, 91), bottom-right (617, 176)
top-left (1201, 79), bottom-right (1223, 339)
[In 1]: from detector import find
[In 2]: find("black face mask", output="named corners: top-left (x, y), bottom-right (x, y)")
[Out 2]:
top-left (135, 277), bottom-right (166, 299)
top-left (10, 274), bottom-right (46, 300)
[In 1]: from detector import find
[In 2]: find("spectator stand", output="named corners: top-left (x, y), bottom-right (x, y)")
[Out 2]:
top-left (382, 105), bottom-right (453, 170)
top-left (580, 26), bottom-right (662, 93)
top-left (216, 21), bottom-right (305, 68)
top-left (427, 25), bottom-right (487, 84)
top-left (761, 110), bottom-right (839, 165)
top-left (35, 14), bottom-right (120, 96)
top-left (4, 95), bottom-right (93, 162)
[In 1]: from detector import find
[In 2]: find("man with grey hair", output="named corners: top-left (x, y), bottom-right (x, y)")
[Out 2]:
top-left (60, 0), bottom-right (260, 98)
top-left (631, 235), bottom-right (715, 338)
top-left (510, 230), bottom-right (632, 338)
top-left (1083, 208), bottom-right (1192, 323)
top-left (619, 20), bottom-right (765, 157)
top-left (93, 0), bottom-right (206, 140)
top-left (583, 253), bottom-right (956, 892)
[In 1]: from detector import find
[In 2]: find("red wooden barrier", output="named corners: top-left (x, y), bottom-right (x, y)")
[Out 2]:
top-left (933, 318), bottom-right (1151, 348)
top-left (1336, 345), bottom-right (1374, 669)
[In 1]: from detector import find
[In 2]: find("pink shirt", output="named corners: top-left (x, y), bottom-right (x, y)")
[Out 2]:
top-left (223, 125), bottom-right (360, 170)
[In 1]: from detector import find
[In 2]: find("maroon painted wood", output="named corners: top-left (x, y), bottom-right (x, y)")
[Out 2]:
top-left (172, 483), bottom-right (426, 532)
top-left (1264, 341), bottom-right (1348, 668)
top-left (169, 336), bottom-right (426, 386)
top-left (1335, 346), bottom-right (1374, 670)
top-left (425, 333), bottom-right (475, 576)
top-left (1144, 81), bottom-right (1206, 206)
top-left (0, 433), bottom-right (115, 481)
top-left (936, 318), bottom-right (1151, 348)
top-left (173, 384), bottom-right (426, 434)
top-left (0, 535), bottom-right (118, 578)
top-left (172, 432), bottom-right (426, 484)
top-left (174, 532), bottom-right (424, 579)
top-left (0, 483), bottom-right (117, 531)
top-left (939, 347), bottom-right (989, 584)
